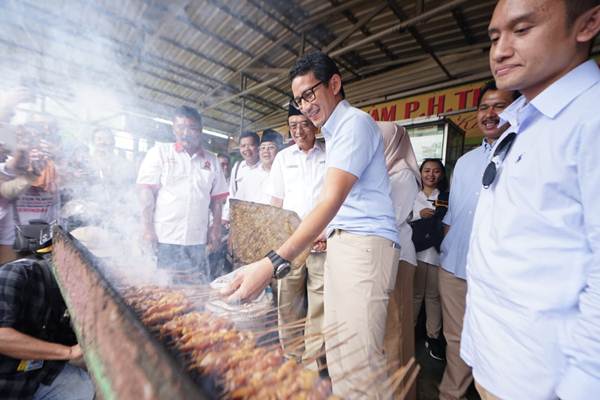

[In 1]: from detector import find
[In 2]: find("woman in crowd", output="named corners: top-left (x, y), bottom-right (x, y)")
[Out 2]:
top-left (412, 158), bottom-right (448, 361)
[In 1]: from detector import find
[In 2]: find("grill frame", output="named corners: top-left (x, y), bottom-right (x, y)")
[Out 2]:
top-left (51, 226), bottom-right (216, 400)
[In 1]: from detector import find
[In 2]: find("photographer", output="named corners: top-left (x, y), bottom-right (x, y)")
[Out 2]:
top-left (0, 257), bottom-right (94, 400)
top-left (0, 124), bottom-right (59, 265)
top-left (0, 148), bottom-right (39, 264)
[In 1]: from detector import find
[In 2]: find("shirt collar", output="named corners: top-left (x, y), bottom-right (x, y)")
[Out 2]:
top-left (243, 160), bottom-right (261, 169)
top-left (292, 139), bottom-right (325, 155)
top-left (174, 142), bottom-right (205, 157)
top-left (322, 100), bottom-right (350, 140)
top-left (482, 138), bottom-right (494, 152)
top-left (530, 59), bottom-right (600, 119)
top-left (501, 59), bottom-right (600, 127)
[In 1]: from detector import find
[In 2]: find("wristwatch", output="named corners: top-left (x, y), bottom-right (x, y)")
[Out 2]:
top-left (266, 250), bottom-right (291, 279)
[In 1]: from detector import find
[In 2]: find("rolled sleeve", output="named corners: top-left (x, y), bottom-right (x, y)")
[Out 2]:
top-left (327, 115), bottom-right (376, 179)
top-left (557, 121), bottom-right (600, 400)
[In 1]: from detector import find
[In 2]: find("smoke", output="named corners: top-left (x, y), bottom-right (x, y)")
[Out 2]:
top-left (0, 1), bottom-right (176, 285)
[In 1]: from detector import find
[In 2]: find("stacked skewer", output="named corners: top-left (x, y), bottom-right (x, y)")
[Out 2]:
top-left (120, 284), bottom-right (419, 399)
top-left (121, 285), bottom-right (335, 399)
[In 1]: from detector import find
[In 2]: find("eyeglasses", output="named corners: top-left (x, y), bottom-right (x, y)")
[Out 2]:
top-left (289, 121), bottom-right (312, 132)
top-left (291, 81), bottom-right (323, 109)
top-left (482, 132), bottom-right (517, 189)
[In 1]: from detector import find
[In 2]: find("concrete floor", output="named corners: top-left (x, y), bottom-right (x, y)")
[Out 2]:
top-left (414, 309), bottom-right (481, 400)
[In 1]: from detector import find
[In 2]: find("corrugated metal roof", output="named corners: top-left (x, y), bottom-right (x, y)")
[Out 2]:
top-left (1, 0), bottom-right (597, 136)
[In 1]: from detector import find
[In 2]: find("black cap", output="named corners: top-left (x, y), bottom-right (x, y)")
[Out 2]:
top-left (261, 129), bottom-right (283, 149)
top-left (288, 102), bottom-right (303, 117)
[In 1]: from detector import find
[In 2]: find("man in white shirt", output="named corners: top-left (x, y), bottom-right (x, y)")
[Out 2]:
top-left (438, 81), bottom-right (518, 400)
top-left (267, 103), bottom-right (326, 366)
top-left (137, 106), bottom-right (228, 284)
top-left (461, 1), bottom-right (600, 399)
top-left (223, 52), bottom-right (400, 397)
top-left (253, 129), bottom-right (282, 204)
top-left (223, 131), bottom-right (262, 221)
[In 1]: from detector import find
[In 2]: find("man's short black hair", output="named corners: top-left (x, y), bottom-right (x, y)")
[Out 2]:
top-left (289, 51), bottom-right (346, 98)
top-left (173, 105), bottom-right (203, 126)
top-left (239, 130), bottom-right (260, 146)
top-left (477, 80), bottom-right (521, 107)
top-left (565, 0), bottom-right (600, 27)
top-left (217, 153), bottom-right (230, 161)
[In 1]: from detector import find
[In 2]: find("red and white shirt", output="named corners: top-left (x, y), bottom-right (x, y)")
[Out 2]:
top-left (136, 143), bottom-right (228, 246)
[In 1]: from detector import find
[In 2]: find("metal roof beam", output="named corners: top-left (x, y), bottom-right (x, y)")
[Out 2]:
top-left (204, 0), bottom-right (468, 111)
top-left (247, 0), bottom-right (365, 75)
top-left (330, 0), bottom-right (468, 56)
top-left (323, 2), bottom-right (389, 53)
top-left (386, 0), bottom-right (453, 79)
top-left (206, 0), bottom-right (299, 59)
top-left (327, 1), bottom-right (396, 61)
top-left (451, 7), bottom-right (476, 45)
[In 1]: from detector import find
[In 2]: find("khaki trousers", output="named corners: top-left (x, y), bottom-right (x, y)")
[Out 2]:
top-left (475, 382), bottom-right (502, 400)
top-left (0, 245), bottom-right (17, 266)
top-left (383, 260), bottom-right (416, 400)
top-left (324, 230), bottom-right (400, 399)
top-left (278, 252), bottom-right (325, 363)
top-left (413, 260), bottom-right (442, 339)
top-left (438, 268), bottom-right (472, 400)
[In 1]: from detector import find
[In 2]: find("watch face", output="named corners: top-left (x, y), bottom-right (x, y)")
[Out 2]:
top-left (275, 263), bottom-right (291, 279)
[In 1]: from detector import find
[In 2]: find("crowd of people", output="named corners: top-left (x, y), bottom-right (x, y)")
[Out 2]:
top-left (0, 0), bottom-right (598, 399)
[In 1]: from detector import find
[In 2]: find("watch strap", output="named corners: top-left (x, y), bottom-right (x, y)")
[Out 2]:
top-left (266, 250), bottom-right (289, 267)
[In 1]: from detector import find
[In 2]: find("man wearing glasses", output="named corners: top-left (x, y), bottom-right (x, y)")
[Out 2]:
top-left (436, 80), bottom-right (518, 400)
top-left (223, 52), bottom-right (400, 397)
top-left (255, 129), bottom-right (282, 203)
top-left (461, 1), bottom-right (600, 399)
top-left (266, 103), bottom-right (327, 368)
top-left (137, 106), bottom-right (228, 283)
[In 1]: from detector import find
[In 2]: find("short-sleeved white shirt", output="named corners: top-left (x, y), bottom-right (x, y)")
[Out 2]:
top-left (223, 160), bottom-right (270, 221)
top-left (234, 164), bottom-right (270, 205)
top-left (136, 143), bottom-right (228, 246)
top-left (266, 141), bottom-right (326, 218)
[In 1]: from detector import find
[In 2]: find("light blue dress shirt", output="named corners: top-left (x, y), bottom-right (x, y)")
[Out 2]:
top-left (461, 60), bottom-right (600, 399)
top-left (321, 100), bottom-right (399, 244)
top-left (439, 140), bottom-right (492, 279)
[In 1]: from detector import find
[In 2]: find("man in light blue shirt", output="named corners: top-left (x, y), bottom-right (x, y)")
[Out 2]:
top-left (462, 1), bottom-right (600, 399)
top-left (223, 51), bottom-right (400, 398)
top-left (438, 81), bottom-right (518, 400)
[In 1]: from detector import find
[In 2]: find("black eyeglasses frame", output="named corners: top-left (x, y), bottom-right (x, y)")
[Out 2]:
top-left (291, 81), bottom-right (324, 109)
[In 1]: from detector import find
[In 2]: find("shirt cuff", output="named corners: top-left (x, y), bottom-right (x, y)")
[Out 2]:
top-left (556, 365), bottom-right (600, 400)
